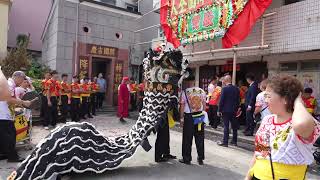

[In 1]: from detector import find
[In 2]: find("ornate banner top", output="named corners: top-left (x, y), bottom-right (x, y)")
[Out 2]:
top-left (160, 0), bottom-right (248, 47)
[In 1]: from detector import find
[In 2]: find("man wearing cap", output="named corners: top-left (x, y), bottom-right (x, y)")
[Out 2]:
top-left (0, 71), bottom-right (32, 162)
top-left (117, 77), bottom-right (130, 123)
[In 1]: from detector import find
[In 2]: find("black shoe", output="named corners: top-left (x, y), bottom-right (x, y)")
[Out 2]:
top-left (0, 154), bottom-right (7, 160)
top-left (178, 159), bottom-right (191, 165)
top-left (244, 132), bottom-right (253, 136)
top-left (217, 141), bottom-right (228, 147)
top-left (81, 116), bottom-right (87, 120)
top-left (230, 142), bottom-right (237, 146)
top-left (88, 115), bottom-right (94, 118)
top-left (163, 154), bottom-right (177, 159)
top-left (92, 113), bottom-right (97, 116)
top-left (211, 125), bottom-right (217, 129)
top-left (198, 159), bottom-right (204, 165)
top-left (7, 156), bottom-right (24, 163)
top-left (155, 157), bottom-right (169, 163)
top-left (120, 118), bottom-right (126, 123)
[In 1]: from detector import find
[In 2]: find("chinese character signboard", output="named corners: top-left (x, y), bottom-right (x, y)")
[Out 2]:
top-left (79, 56), bottom-right (90, 80)
top-left (160, 0), bottom-right (248, 47)
top-left (114, 61), bottom-right (124, 94)
top-left (88, 44), bottom-right (118, 57)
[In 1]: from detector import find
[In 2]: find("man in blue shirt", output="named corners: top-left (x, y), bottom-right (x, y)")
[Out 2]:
top-left (96, 73), bottom-right (106, 109)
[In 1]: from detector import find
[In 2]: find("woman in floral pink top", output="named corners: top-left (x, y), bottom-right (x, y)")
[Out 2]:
top-left (246, 76), bottom-right (320, 180)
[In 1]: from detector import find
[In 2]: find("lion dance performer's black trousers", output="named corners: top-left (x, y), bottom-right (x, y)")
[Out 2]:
top-left (44, 96), bottom-right (58, 127)
top-left (90, 93), bottom-right (96, 115)
top-left (182, 113), bottom-right (204, 162)
top-left (71, 98), bottom-right (81, 122)
top-left (61, 95), bottom-right (69, 122)
top-left (81, 96), bottom-right (91, 118)
top-left (155, 117), bottom-right (170, 161)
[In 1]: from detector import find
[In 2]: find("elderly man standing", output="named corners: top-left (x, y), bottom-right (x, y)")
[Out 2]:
top-left (0, 71), bottom-right (32, 162)
top-left (217, 75), bottom-right (240, 147)
top-left (117, 77), bottom-right (130, 123)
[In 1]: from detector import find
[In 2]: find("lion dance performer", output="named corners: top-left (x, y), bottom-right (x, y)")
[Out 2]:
top-left (8, 48), bottom-right (189, 180)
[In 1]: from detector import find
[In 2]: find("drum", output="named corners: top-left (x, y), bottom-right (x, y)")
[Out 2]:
top-left (14, 113), bottom-right (29, 142)
top-left (21, 91), bottom-right (41, 110)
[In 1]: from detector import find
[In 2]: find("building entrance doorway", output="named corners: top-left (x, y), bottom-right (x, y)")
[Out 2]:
top-left (92, 57), bottom-right (112, 106)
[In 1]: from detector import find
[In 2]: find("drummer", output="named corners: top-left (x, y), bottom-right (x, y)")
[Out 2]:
top-left (0, 71), bottom-right (32, 162)
top-left (15, 77), bottom-right (34, 100)
top-left (14, 77), bottom-right (34, 130)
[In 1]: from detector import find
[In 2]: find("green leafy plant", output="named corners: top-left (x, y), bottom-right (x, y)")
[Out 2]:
top-left (26, 59), bottom-right (51, 79)
top-left (0, 34), bottom-right (31, 77)
top-left (32, 79), bottom-right (43, 93)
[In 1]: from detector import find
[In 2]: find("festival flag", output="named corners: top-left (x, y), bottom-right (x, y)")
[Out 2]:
top-left (222, 0), bottom-right (273, 48)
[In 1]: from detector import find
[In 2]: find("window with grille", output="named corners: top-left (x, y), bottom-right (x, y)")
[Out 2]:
top-left (98, 0), bottom-right (116, 6)
top-left (280, 62), bottom-right (298, 71)
top-left (301, 61), bottom-right (320, 71)
top-left (126, 4), bottom-right (138, 13)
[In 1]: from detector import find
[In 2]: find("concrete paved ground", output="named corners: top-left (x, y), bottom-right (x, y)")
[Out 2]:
top-left (0, 114), bottom-right (319, 180)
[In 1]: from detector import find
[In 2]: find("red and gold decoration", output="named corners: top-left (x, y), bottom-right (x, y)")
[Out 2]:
top-left (114, 61), bottom-right (124, 94)
top-left (160, 0), bottom-right (248, 47)
top-left (160, 0), bottom-right (272, 48)
top-left (79, 56), bottom-right (90, 80)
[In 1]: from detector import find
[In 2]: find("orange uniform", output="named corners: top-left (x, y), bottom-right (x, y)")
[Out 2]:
top-left (302, 96), bottom-right (317, 114)
top-left (129, 83), bottom-right (138, 93)
top-left (60, 81), bottom-right (71, 96)
top-left (45, 79), bottom-right (62, 97)
top-left (81, 83), bottom-right (91, 97)
top-left (71, 82), bottom-right (81, 98)
top-left (89, 82), bottom-right (99, 93)
top-left (41, 79), bottom-right (50, 95)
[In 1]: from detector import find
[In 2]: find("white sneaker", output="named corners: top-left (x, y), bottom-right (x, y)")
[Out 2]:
top-left (44, 126), bottom-right (49, 130)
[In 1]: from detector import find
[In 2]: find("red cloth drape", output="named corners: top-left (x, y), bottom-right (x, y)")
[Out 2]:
top-left (117, 84), bottom-right (130, 118)
top-left (222, 0), bottom-right (273, 48)
top-left (160, 0), bottom-right (181, 48)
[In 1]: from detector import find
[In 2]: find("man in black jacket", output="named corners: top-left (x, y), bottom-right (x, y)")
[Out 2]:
top-left (244, 73), bottom-right (259, 136)
top-left (217, 75), bottom-right (240, 147)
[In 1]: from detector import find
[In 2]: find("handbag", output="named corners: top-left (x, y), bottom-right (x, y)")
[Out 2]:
top-left (254, 106), bottom-right (268, 123)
